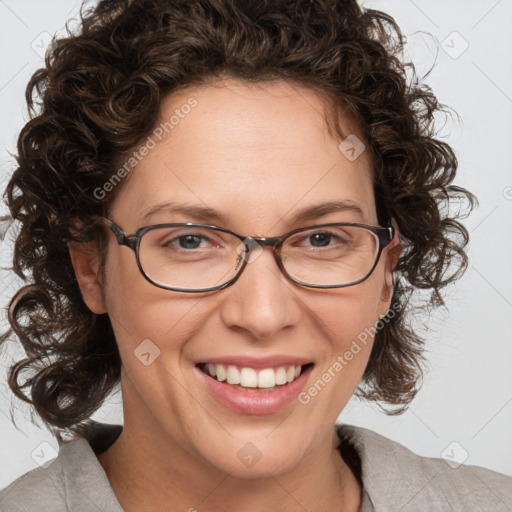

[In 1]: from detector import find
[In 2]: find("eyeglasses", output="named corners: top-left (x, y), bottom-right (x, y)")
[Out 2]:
top-left (102, 218), bottom-right (395, 293)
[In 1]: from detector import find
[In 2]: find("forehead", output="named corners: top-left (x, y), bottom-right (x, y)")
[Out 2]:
top-left (111, 78), bottom-right (376, 231)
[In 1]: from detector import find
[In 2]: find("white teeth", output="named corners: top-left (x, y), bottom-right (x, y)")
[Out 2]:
top-left (207, 364), bottom-right (217, 377)
top-left (226, 365), bottom-right (240, 385)
top-left (203, 363), bottom-right (304, 388)
top-left (240, 367), bottom-right (258, 387)
top-left (275, 367), bottom-right (288, 385)
top-left (216, 364), bottom-right (227, 382)
top-left (258, 368), bottom-right (276, 388)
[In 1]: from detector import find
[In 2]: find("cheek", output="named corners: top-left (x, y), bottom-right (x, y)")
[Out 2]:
top-left (316, 273), bottom-right (383, 342)
top-left (103, 249), bottom-right (208, 358)
top-left (309, 273), bottom-right (384, 378)
top-left (295, 283), bottom-right (383, 420)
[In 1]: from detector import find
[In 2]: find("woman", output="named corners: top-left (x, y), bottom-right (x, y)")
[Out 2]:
top-left (1, 0), bottom-right (511, 510)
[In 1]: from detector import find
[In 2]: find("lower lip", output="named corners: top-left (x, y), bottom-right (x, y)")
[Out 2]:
top-left (196, 365), bottom-right (314, 415)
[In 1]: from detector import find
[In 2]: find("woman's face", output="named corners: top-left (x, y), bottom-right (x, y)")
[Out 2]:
top-left (79, 77), bottom-right (398, 477)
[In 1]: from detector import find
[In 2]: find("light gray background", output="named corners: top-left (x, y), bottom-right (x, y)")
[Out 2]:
top-left (1, 0), bottom-right (511, 489)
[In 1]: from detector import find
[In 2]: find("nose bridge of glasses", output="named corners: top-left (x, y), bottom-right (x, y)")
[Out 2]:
top-left (242, 236), bottom-right (282, 259)
top-left (248, 236), bottom-right (281, 248)
top-left (236, 235), bottom-right (283, 270)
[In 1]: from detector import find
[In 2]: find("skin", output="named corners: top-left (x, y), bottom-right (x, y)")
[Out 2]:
top-left (70, 77), bottom-right (401, 512)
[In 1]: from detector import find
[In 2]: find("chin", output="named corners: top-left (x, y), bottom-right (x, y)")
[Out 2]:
top-left (190, 429), bottom-right (309, 480)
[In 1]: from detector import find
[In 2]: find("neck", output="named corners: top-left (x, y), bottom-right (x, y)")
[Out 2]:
top-left (98, 417), bottom-right (361, 512)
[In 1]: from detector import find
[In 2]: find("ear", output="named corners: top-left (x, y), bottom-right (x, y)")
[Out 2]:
top-left (379, 220), bottom-right (402, 313)
top-left (68, 241), bottom-right (107, 314)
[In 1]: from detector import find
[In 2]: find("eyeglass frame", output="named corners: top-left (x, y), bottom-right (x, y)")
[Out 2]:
top-left (101, 217), bottom-right (395, 293)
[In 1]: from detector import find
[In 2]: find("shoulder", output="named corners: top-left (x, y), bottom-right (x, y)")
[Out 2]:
top-left (0, 441), bottom-right (71, 512)
top-left (0, 426), bottom-right (123, 512)
top-left (338, 424), bottom-right (512, 512)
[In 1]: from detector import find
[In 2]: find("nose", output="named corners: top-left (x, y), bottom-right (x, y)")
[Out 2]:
top-left (219, 245), bottom-right (302, 340)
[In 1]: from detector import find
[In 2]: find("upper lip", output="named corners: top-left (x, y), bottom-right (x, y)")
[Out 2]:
top-left (196, 355), bottom-right (313, 369)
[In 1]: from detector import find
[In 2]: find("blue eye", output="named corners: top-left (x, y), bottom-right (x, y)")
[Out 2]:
top-left (292, 229), bottom-right (351, 250)
top-left (308, 232), bottom-right (334, 247)
top-left (175, 234), bottom-right (205, 249)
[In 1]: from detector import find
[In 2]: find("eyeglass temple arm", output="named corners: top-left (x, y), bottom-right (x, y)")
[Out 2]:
top-left (102, 217), bottom-right (138, 251)
top-left (380, 224), bottom-right (395, 247)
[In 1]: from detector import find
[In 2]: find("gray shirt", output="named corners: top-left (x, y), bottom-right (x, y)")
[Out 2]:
top-left (1, 423), bottom-right (511, 511)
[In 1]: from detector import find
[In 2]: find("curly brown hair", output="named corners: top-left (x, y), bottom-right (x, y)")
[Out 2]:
top-left (1, 0), bottom-right (475, 435)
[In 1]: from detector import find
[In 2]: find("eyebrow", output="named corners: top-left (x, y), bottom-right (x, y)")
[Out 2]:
top-left (141, 200), bottom-right (364, 225)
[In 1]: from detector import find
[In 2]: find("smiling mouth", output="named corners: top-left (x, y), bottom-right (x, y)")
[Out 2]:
top-left (197, 362), bottom-right (314, 391)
